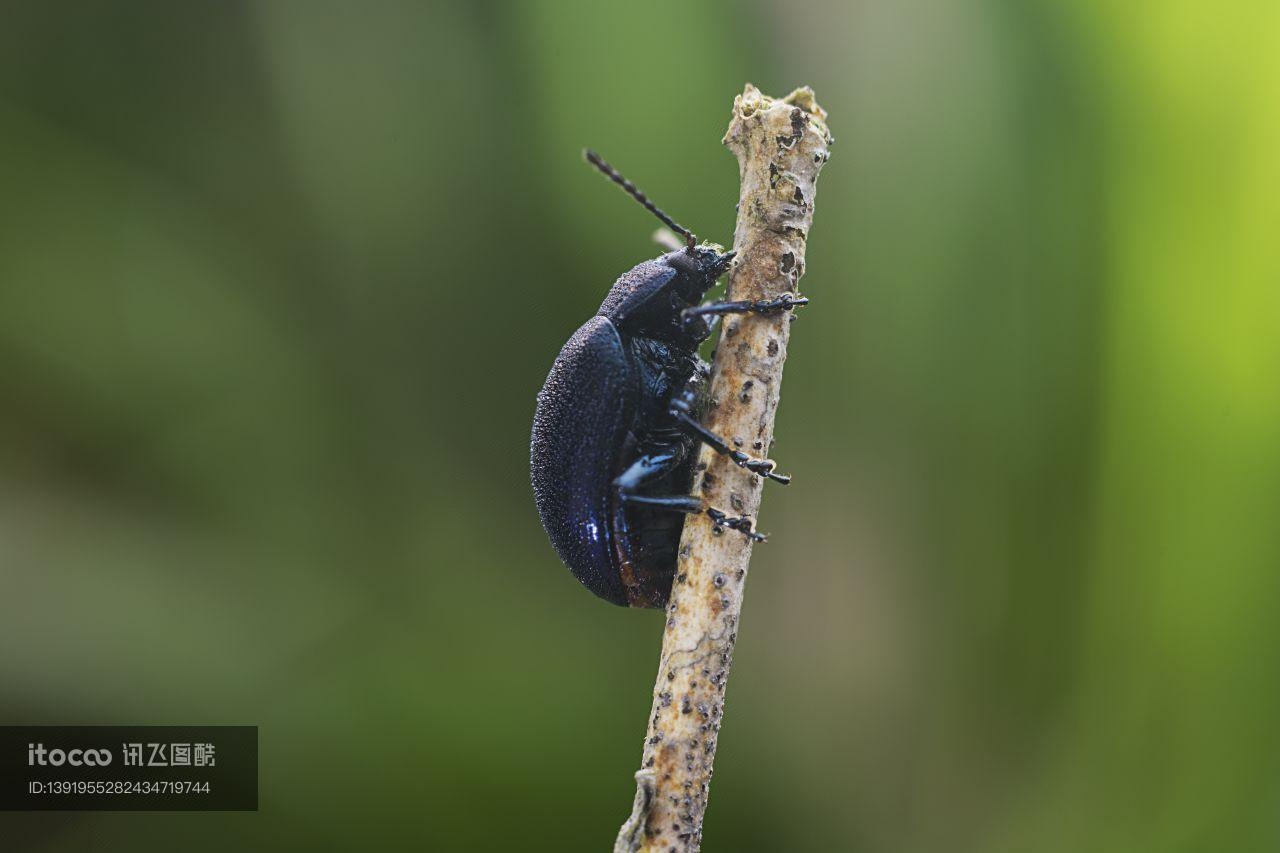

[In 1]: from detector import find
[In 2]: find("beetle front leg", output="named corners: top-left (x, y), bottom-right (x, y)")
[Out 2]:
top-left (682, 293), bottom-right (809, 320)
top-left (668, 394), bottom-right (791, 485)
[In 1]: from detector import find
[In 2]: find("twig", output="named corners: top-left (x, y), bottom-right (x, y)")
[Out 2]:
top-left (614, 84), bottom-right (832, 853)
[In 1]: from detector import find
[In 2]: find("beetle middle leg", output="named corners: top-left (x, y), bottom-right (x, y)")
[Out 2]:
top-left (667, 392), bottom-right (792, 485)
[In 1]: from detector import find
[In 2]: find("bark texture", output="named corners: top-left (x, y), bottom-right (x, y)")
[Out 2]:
top-left (615, 84), bottom-right (831, 853)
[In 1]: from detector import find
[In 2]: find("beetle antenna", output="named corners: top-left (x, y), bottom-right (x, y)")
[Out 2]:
top-left (584, 149), bottom-right (697, 254)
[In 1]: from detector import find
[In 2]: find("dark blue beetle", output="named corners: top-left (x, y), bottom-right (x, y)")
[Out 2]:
top-left (531, 152), bottom-right (804, 607)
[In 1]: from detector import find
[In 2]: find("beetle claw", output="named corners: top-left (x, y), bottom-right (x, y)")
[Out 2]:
top-left (733, 454), bottom-right (791, 485)
top-left (706, 507), bottom-right (767, 542)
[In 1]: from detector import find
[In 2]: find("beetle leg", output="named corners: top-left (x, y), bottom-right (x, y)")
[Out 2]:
top-left (680, 310), bottom-right (718, 343)
top-left (668, 398), bottom-right (791, 485)
top-left (613, 447), bottom-right (686, 496)
top-left (682, 293), bottom-right (809, 319)
top-left (670, 363), bottom-right (710, 416)
top-left (619, 493), bottom-right (702, 512)
top-left (705, 507), bottom-right (767, 542)
top-left (618, 494), bottom-right (767, 543)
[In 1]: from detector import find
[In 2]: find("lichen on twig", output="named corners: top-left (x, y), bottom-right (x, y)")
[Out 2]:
top-left (614, 84), bottom-right (832, 853)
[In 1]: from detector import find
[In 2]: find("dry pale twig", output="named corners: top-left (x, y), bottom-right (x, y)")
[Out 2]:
top-left (614, 84), bottom-right (832, 853)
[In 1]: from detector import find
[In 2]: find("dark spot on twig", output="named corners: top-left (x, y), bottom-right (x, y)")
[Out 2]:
top-left (776, 107), bottom-right (809, 149)
top-left (792, 107), bottom-right (808, 135)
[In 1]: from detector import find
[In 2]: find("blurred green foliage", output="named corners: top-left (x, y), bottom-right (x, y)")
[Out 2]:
top-left (1, 1), bottom-right (1277, 851)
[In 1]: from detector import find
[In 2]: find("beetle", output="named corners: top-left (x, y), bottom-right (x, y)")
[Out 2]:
top-left (531, 151), bottom-right (806, 608)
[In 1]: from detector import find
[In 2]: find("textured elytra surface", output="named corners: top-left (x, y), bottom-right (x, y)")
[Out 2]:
top-left (531, 315), bottom-right (635, 606)
top-left (619, 85), bottom-right (831, 853)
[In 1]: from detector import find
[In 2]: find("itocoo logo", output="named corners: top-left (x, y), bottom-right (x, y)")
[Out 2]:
top-left (27, 743), bottom-right (112, 766)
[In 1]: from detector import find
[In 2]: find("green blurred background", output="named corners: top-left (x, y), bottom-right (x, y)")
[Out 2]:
top-left (2, 1), bottom-right (1277, 851)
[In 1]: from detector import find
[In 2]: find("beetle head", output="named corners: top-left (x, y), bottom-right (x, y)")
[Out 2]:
top-left (666, 244), bottom-right (737, 294)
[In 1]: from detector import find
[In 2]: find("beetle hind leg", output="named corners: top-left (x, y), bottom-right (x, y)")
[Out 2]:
top-left (618, 492), bottom-right (767, 543)
top-left (614, 436), bottom-right (770, 543)
top-left (613, 446), bottom-right (690, 498)
top-left (619, 493), bottom-right (701, 512)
